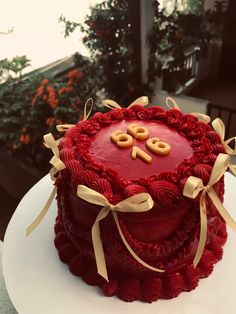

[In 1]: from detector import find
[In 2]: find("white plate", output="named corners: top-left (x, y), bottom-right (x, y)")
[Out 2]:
top-left (2, 173), bottom-right (236, 314)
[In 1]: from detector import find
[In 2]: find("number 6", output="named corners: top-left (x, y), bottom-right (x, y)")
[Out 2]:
top-left (146, 137), bottom-right (170, 155)
top-left (127, 123), bottom-right (149, 140)
top-left (110, 130), bottom-right (133, 148)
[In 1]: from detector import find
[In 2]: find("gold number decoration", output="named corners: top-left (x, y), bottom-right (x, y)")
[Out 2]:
top-left (146, 137), bottom-right (171, 156)
top-left (110, 130), bottom-right (133, 148)
top-left (131, 146), bottom-right (152, 163)
top-left (127, 123), bottom-right (149, 140)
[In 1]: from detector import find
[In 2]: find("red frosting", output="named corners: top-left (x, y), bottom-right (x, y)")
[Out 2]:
top-left (54, 104), bottom-right (228, 302)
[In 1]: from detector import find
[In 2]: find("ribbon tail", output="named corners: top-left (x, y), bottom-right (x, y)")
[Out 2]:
top-left (56, 124), bottom-right (75, 132)
top-left (212, 118), bottom-right (225, 142)
top-left (91, 206), bottom-right (110, 282)
top-left (83, 98), bottom-right (94, 121)
top-left (26, 186), bottom-right (57, 236)
top-left (191, 112), bottom-right (211, 124)
top-left (165, 97), bottom-right (180, 110)
top-left (224, 137), bottom-right (236, 155)
top-left (209, 188), bottom-right (236, 232)
top-left (49, 167), bottom-right (59, 181)
top-left (112, 212), bottom-right (165, 273)
top-left (128, 96), bottom-right (149, 108)
top-left (102, 99), bottom-right (121, 110)
top-left (50, 156), bottom-right (66, 172)
top-left (193, 192), bottom-right (208, 267)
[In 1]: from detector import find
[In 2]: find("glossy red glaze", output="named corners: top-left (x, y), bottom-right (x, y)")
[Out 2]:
top-left (90, 120), bottom-right (193, 179)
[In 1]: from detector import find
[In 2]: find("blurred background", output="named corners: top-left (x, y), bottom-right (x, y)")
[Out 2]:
top-left (0, 0), bottom-right (235, 239)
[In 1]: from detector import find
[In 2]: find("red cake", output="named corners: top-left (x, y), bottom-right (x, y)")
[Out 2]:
top-left (53, 103), bottom-right (229, 302)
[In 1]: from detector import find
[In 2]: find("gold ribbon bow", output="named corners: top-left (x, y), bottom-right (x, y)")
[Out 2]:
top-left (102, 96), bottom-right (149, 110)
top-left (77, 185), bottom-right (164, 281)
top-left (56, 98), bottom-right (94, 132)
top-left (212, 118), bottom-right (236, 176)
top-left (26, 133), bottom-right (66, 236)
top-left (183, 153), bottom-right (236, 267)
top-left (43, 133), bottom-right (66, 180)
top-left (165, 97), bottom-right (211, 124)
top-left (56, 124), bottom-right (75, 132)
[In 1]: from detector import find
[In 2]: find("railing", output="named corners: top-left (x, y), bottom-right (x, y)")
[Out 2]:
top-left (183, 47), bottom-right (200, 83)
top-left (162, 47), bottom-right (200, 92)
top-left (207, 102), bottom-right (236, 139)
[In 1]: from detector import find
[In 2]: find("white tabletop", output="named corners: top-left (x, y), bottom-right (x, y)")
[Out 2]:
top-left (2, 173), bottom-right (236, 314)
top-left (0, 240), bottom-right (17, 314)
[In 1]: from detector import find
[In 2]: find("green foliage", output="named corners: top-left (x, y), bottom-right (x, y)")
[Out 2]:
top-left (0, 55), bottom-right (31, 83)
top-left (59, 15), bottom-right (80, 38)
top-left (148, 3), bottom-right (224, 92)
top-left (0, 55), bottom-right (99, 173)
top-left (59, 0), bottom-right (147, 104)
top-left (186, 0), bottom-right (203, 14)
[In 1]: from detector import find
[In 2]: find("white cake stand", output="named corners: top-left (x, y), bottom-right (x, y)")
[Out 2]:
top-left (2, 173), bottom-right (236, 314)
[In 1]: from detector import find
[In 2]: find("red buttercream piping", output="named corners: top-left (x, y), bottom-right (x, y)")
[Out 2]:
top-left (54, 212), bottom-right (228, 302)
top-left (141, 278), bottom-right (163, 302)
top-left (53, 105), bottom-right (229, 303)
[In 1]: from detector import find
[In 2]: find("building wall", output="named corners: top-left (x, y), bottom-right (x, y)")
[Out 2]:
top-left (204, 0), bottom-right (215, 10)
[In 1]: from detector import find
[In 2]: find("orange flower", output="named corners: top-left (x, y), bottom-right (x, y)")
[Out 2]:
top-left (58, 86), bottom-right (74, 95)
top-left (46, 117), bottom-right (55, 126)
top-left (67, 86), bottom-right (74, 93)
top-left (41, 79), bottom-right (49, 85)
top-left (58, 87), bottom-right (67, 95)
top-left (32, 85), bottom-right (45, 105)
top-left (37, 86), bottom-right (44, 95)
top-left (46, 86), bottom-right (59, 108)
top-left (20, 134), bottom-right (31, 144)
top-left (67, 69), bottom-right (84, 80)
top-left (48, 97), bottom-right (59, 108)
top-left (47, 86), bottom-right (54, 93)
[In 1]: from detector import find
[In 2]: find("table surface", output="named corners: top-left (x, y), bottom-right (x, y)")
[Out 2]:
top-left (0, 240), bottom-right (17, 314)
top-left (2, 173), bottom-right (236, 314)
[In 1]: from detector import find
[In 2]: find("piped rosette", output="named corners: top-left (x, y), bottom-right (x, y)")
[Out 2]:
top-left (165, 97), bottom-right (211, 124)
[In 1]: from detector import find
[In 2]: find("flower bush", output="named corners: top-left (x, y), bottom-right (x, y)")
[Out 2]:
top-left (0, 55), bottom-right (99, 173)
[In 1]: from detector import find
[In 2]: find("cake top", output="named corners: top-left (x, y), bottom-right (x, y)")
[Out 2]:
top-left (90, 119), bottom-right (193, 179)
top-left (58, 104), bottom-right (225, 205)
